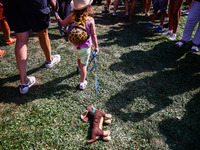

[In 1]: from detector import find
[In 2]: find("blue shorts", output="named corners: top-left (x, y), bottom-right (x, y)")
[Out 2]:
top-left (3, 0), bottom-right (51, 33)
top-left (153, 0), bottom-right (167, 11)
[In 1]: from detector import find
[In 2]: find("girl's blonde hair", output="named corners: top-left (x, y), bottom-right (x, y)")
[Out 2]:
top-left (72, 5), bottom-right (94, 22)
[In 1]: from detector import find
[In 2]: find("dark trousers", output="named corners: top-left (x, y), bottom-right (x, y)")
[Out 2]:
top-left (57, 0), bottom-right (71, 20)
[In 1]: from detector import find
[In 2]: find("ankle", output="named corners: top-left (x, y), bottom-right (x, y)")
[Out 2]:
top-left (192, 43), bottom-right (198, 46)
top-left (180, 40), bottom-right (186, 43)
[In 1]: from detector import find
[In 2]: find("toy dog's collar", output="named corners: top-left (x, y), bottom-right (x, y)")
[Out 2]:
top-left (91, 108), bottom-right (96, 116)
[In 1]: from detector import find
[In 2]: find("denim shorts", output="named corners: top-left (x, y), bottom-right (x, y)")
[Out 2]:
top-left (153, 0), bottom-right (167, 11)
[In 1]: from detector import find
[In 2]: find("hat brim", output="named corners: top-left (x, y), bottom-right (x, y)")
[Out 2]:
top-left (71, 0), bottom-right (93, 10)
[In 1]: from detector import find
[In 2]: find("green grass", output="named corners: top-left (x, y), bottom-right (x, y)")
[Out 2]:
top-left (0, 2), bottom-right (200, 149)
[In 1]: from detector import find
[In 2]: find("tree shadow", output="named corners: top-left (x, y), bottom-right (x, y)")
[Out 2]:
top-left (158, 92), bottom-right (200, 150)
top-left (106, 41), bottom-right (200, 122)
top-left (0, 64), bottom-right (79, 105)
top-left (109, 41), bottom-right (193, 75)
top-left (95, 13), bottom-right (167, 49)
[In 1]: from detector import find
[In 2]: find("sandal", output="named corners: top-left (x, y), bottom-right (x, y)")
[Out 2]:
top-left (175, 41), bottom-right (184, 48)
top-left (191, 46), bottom-right (199, 52)
top-left (5, 36), bottom-right (16, 45)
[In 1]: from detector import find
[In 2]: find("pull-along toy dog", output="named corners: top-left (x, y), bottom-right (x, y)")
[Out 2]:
top-left (81, 104), bottom-right (112, 143)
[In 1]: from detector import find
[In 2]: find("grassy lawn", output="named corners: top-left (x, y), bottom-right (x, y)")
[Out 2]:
top-left (0, 1), bottom-right (200, 149)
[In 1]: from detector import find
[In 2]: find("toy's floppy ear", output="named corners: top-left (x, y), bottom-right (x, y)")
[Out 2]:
top-left (81, 110), bottom-right (89, 122)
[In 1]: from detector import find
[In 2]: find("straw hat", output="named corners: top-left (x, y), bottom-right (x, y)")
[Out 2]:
top-left (71, 0), bottom-right (93, 10)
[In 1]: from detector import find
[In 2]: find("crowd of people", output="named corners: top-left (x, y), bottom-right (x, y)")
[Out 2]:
top-left (0, 0), bottom-right (199, 94)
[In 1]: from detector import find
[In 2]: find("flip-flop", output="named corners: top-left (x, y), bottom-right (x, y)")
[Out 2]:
top-left (5, 36), bottom-right (16, 45)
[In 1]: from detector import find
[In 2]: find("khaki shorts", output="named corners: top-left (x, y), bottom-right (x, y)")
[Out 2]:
top-left (73, 46), bottom-right (91, 65)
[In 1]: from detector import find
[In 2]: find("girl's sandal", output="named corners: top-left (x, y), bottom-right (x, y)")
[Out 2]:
top-left (191, 46), bottom-right (199, 52)
top-left (5, 36), bottom-right (16, 45)
top-left (175, 41), bottom-right (184, 48)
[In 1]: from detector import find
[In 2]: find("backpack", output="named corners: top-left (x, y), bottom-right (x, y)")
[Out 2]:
top-left (61, 16), bottom-right (90, 48)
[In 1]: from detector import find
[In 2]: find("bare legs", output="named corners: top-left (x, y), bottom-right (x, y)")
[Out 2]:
top-left (141, 0), bottom-right (152, 17)
top-left (36, 29), bottom-right (52, 62)
top-left (15, 32), bottom-right (29, 84)
top-left (0, 18), bottom-right (16, 44)
top-left (124, 0), bottom-right (137, 19)
top-left (168, 0), bottom-right (184, 34)
top-left (15, 29), bottom-right (53, 84)
top-left (77, 59), bottom-right (87, 83)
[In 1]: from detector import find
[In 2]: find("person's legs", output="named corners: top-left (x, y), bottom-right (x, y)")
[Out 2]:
top-left (36, 28), bottom-right (52, 62)
top-left (129, 0), bottom-right (137, 19)
top-left (58, 0), bottom-right (65, 19)
top-left (124, 0), bottom-right (130, 16)
top-left (145, 0), bottom-right (152, 17)
top-left (64, 0), bottom-right (72, 18)
top-left (192, 23), bottom-right (200, 46)
top-left (151, 10), bottom-right (158, 23)
top-left (0, 18), bottom-right (16, 44)
top-left (113, 0), bottom-right (120, 15)
top-left (160, 11), bottom-right (166, 26)
top-left (15, 32), bottom-right (29, 84)
top-left (77, 47), bottom-right (91, 89)
top-left (106, 0), bottom-right (111, 11)
top-left (80, 63), bottom-right (87, 83)
top-left (141, 0), bottom-right (147, 13)
top-left (188, 0), bottom-right (194, 10)
top-left (182, 1), bottom-right (200, 42)
top-left (0, 18), bottom-right (10, 41)
top-left (171, 0), bottom-right (183, 34)
top-left (168, 1), bottom-right (173, 31)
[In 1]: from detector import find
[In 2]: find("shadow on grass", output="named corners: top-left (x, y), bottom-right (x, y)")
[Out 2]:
top-left (158, 92), bottom-right (200, 150)
top-left (0, 64), bottom-right (78, 105)
top-left (109, 41), bottom-right (194, 75)
top-left (106, 41), bottom-right (200, 122)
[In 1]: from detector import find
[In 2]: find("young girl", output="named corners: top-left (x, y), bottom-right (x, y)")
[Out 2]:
top-left (56, 0), bottom-right (99, 90)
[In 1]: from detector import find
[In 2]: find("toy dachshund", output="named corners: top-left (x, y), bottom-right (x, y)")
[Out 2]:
top-left (81, 104), bottom-right (112, 143)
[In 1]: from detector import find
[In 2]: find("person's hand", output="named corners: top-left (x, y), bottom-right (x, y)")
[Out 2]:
top-left (94, 48), bottom-right (99, 55)
top-left (49, 0), bottom-right (59, 12)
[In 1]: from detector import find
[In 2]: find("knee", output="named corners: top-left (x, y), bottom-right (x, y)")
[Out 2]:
top-left (36, 29), bottom-right (48, 37)
top-left (16, 33), bottom-right (29, 44)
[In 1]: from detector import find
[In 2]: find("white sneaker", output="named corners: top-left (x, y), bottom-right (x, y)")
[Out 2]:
top-left (19, 76), bottom-right (36, 94)
top-left (168, 33), bottom-right (176, 41)
top-left (162, 29), bottom-right (172, 36)
top-left (112, 13), bottom-right (117, 16)
top-left (45, 55), bottom-right (61, 68)
top-left (182, 9), bottom-right (190, 15)
top-left (79, 80), bottom-right (87, 90)
top-left (191, 46), bottom-right (199, 52)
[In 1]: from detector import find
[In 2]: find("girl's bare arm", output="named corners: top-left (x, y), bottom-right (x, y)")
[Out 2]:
top-left (88, 18), bottom-right (99, 53)
top-left (56, 13), bottom-right (72, 26)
